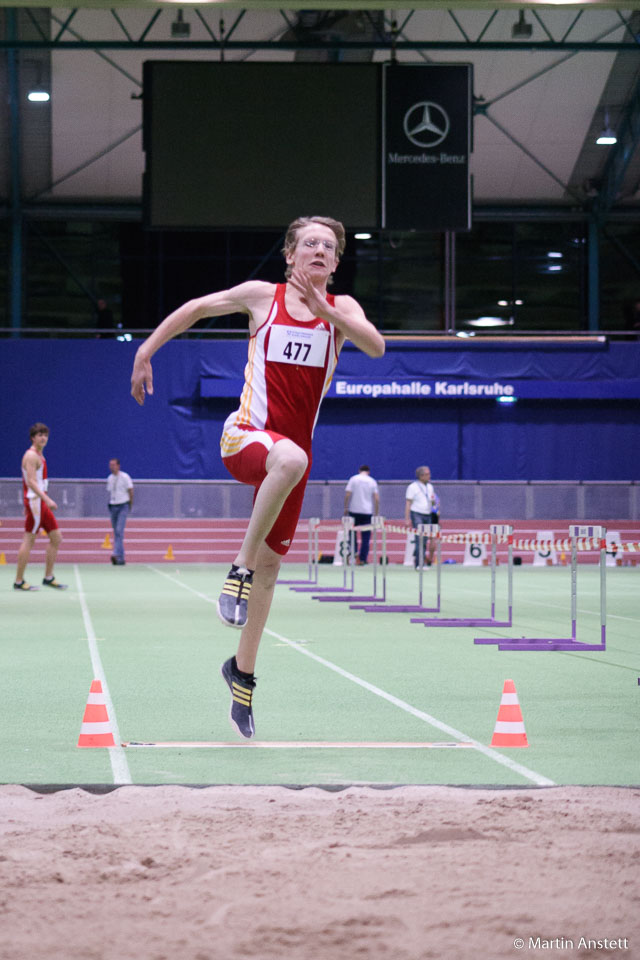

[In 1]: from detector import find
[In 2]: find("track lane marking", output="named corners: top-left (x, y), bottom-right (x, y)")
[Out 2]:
top-left (74, 565), bottom-right (131, 784)
top-left (149, 566), bottom-right (555, 787)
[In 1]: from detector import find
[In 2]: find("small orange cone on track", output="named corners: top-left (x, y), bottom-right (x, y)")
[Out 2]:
top-left (101, 533), bottom-right (112, 549)
top-left (0, 552), bottom-right (6, 565)
top-left (77, 680), bottom-right (115, 748)
top-left (490, 679), bottom-right (528, 748)
top-left (164, 544), bottom-right (175, 560)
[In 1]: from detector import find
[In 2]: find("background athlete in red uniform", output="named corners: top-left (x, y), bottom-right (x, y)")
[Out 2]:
top-left (14, 422), bottom-right (67, 591)
top-left (131, 216), bottom-right (385, 737)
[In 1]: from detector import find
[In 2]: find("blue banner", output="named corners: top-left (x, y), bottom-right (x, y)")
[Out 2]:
top-left (328, 377), bottom-right (640, 400)
top-left (202, 374), bottom-right (640, 400)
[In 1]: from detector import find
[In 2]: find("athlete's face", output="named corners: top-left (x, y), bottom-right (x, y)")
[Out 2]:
top-left (32, 431), bottom-right (48, 452)
top-left (288, 224), bottom-right (339, 279)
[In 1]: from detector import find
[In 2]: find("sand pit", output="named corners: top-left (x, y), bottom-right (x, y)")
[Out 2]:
top-left (0, 784), bottom-right (638, 960)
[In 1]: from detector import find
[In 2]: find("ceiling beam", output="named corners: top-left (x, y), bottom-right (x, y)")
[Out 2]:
top-left (0, 37), bottom-right (637, 51)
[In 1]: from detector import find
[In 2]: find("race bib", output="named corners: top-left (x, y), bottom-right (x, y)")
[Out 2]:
top-left (267, 324), bottom-right (330, 368)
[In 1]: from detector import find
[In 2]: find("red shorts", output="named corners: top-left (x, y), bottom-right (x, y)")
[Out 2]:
top-left (24, 499), bottom-right (58, 535)
top-left (222, 429), bottom-right (310, 557)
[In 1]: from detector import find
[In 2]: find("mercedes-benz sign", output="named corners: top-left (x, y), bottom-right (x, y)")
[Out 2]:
top-left (403, 101), bottom-right (450, 149)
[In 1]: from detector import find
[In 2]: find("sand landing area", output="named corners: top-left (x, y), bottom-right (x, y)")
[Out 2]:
top-left (0, 784), bottom-right (638, 960)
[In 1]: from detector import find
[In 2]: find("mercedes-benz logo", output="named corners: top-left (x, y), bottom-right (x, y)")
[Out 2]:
top-left (403, 101), bottom-right (450, 149)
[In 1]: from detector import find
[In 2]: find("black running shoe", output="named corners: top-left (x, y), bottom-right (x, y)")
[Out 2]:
top-left (220, 656), bottom-right (256, 739)
top-left (217, 566), bottom-right (253, 628)
top-left (14, 581), bottom-right (36, 591)
top-left (42, 577), bottom-right (68, 590)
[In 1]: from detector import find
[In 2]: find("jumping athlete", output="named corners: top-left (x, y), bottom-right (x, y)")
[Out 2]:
top-left (14, 423), bottom-right (67, 591)
top-left (131, 216), bottom-right (385, 738)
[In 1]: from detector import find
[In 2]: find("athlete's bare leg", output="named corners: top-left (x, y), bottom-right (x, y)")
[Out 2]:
top-left (15, 533), bottom-right (35, 583)
top-left (45, 529), bottom-right (62, 579)
top-left (233, 439), bottom-right (308, 572)
top-left (235, 541), bottom-right (282, 674)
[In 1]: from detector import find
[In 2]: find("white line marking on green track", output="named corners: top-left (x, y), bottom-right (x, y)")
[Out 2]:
top-left (149, 566), bottom-right (215, 603)
top-left (148, 566), bottom-right (555, 787)
top-left (122, 741), bottom-right (475, 749)
top-left (267, 630), bottom-right (555, 787)
top-left (74, 565), bottom-right (131, 785)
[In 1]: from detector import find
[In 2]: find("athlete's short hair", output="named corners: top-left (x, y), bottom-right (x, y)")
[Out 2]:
top-left (29, 422), bottom-right (49, 439)
top-left (282, 216), bottom-right (346, 280)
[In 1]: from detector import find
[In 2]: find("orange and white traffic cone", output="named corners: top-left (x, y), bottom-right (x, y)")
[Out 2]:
top-left (77, 679), bottom-right (115, 747)
top-left (101, 533), bottom-right (112, 549)
top-left (164, 545), bottom-right (175, 561)
top-left (490, 679), bottom-right (528, 748)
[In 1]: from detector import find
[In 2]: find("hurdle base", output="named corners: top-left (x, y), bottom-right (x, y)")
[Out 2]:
top-left (495, 637), bottom-right (606, 652)
top-left (278, 579), bottom-right (316, 586)
top-left (351, 603), bottom-right (440, 613)
top-left (290, 585), bottom-right (352, 593)
top-left (412, 617), bottom-right (512, 628)
top-left (313, 594), bottom-right (377, 602)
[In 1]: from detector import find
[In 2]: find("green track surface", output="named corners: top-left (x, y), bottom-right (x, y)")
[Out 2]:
top-left (1, 562), bottom-right (638, 787)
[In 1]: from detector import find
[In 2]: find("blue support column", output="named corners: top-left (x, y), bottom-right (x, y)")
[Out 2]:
top-left (588, 217), bottom-right (599, 332)
top-left (7, 10), bottom-right (23, 337)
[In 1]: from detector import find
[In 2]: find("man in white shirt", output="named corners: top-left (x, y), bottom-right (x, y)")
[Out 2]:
top-left (344, 464), bottom-right (380, 565)
top-left (404, 465), bottom-right (440, 568)
top-left (107, 458), bottom-right (134, 566)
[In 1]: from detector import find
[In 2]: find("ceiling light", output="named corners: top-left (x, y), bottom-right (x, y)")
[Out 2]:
top-left (465, 316), bottom-right (514, 328)
top-left (547, 251), bottom-right (563, 259)
top-left (26, 60), bottom-right (50, 102)
top-left (596, 110), bottom-right (617, 145)
top-left (171, 9), bottom-right (191, 38)
top-left (354, 233), bottom-right (372, 240)
top-left (497, 396), bottom-right (518, 404)
top-left (512, 10), bottom-right (532, 39)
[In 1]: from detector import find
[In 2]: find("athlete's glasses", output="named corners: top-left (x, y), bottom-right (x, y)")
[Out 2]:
top-left (303, 238), bottom-right (337, 252)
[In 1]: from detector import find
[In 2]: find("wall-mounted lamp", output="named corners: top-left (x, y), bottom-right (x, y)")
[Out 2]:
top-left (26, 60), bottom-right (50, 102)
top-left (512, 10), bottom-right (533, 39)
top-left (465, 316), bottom-right (515, 328)
top-left (171, 9), bottom-right (191, 38)
top-left (596, 110), bottom-right (617, 145)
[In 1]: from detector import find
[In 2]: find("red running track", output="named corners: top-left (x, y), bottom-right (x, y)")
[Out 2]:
top-left (1, 517), bottom-right (637, 565)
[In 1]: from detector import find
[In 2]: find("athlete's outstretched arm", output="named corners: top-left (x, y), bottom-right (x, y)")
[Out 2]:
top-left (288, 268), bottom-right (385, 358)
top-left (131, 281), bottom-right (271, 405)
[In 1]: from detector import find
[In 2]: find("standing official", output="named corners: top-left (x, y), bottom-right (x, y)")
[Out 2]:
top-left (107, 458), bottom-right (133, 566)
top-left (405, 465), bottom-right (439, 568)
top-left (344, 465), bottom-right (380, 565)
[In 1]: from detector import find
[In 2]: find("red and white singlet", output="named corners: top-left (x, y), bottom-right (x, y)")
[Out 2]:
top-left (23, 452), bottom-right (48, 503)
top-left (22, 452), bottom-right (58, 534)
top-left (220, 283), bottom-right (340, 460)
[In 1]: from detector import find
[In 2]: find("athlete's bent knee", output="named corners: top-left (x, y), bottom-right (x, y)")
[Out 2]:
top-left (267, 441), bottom-right (308, 486)
top-left (256, 552), bottom-right (282, 591)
